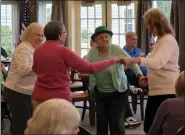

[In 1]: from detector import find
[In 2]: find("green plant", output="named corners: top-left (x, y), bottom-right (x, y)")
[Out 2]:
top-left (1, 25), bottom-right (13, 57)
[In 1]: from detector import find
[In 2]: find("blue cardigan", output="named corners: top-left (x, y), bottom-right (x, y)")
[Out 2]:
top-left (86, 44), bottom-right (142, 93)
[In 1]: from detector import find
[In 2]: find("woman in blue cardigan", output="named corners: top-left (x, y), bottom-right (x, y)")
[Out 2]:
top-left (86, 26), bottom-right (145, 135)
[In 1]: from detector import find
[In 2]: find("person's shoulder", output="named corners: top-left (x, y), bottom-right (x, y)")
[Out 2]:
top-left (161, 34), bottom-right (177, 44)
top-left (111, 44), bottom-right (122, 50)
top-left (160, 98), bottom-right (184, 110)
top-left (135, 47), bottom-right (141, 51)
top-left (165, 98), bottom-right (184, 105)
top-left (15, 42), bottom-right (30, 52)
top-left (88, 46), bottom-right (98, 54)
top-left (59, 46), bottom-right (73, 55)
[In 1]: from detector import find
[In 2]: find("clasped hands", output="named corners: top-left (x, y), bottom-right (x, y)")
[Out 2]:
top-left (112, 56), bottom-right (133, 65)
top-left (113, 56), bottom-right (148, 88)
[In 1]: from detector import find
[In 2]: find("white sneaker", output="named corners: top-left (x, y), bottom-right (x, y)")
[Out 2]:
top-left (129, 85), bottom-right (142, 94)
top-left (125, 117), bottom-right (141, 128)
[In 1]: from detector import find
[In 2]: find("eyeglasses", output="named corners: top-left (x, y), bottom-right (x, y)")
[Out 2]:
top-left (63, 32), bottom-right (67, 35)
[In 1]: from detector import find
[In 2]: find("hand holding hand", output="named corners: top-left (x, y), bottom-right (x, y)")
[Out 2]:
top-left (112, 56), bottom-right (130, 65)
top-left (120, 57), bottom-right (132, 65)
top-left (112, 56), bottom-right (124, 62)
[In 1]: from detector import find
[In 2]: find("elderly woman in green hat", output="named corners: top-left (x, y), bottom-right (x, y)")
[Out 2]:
top-left (86, 26), bottom-right (144, 135)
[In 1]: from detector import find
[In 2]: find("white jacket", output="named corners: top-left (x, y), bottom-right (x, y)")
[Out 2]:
top-left (4, 42), bottom-right (36, 95)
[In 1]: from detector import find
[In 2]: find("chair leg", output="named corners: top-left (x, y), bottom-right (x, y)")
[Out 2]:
top-left (81, 101), bottom-right (87, 121)
top-left (140, 92), bottom-right (145, 121)
top-left (131, 94), bottom-right (137, 114)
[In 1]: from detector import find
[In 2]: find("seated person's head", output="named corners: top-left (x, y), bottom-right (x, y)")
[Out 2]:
top-left (24, 99), bottom-right (80, 135)
top-left (44, 20), bottom-right (67, 45)
top-left (175, 71), bottom-right (184, 98)
top-left (125, 32), bottom-right (137, 49)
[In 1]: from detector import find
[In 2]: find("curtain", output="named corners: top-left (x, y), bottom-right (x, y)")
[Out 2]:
top-left (136, 0), bottom-right (152, 55)
top-left (170, 0), bottom-right (185, 71)
top-left (19, 0), bottom-right (38, 35)
top-left (19, 0), bottom-right (26, 35)
top-left (28, 0), bottom-right (38, 23)
top-left (51, 0), bottom-right (65, 22)
top-left (51, 0), bottom-right (68, 46)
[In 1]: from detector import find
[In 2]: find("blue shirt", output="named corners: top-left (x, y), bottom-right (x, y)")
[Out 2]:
top-left (123, 46), bottom-right (147, 75)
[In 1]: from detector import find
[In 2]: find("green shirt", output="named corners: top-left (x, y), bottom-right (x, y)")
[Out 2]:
top-left (86, 44), bottom-right (143, 93)
top-left (94, 54), bottom-right (115, 92)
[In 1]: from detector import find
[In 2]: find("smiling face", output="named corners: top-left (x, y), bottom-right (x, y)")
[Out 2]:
top-left (94, 33), bottom-right (111, 49)
top-left (28, 24), bottom-right (44, 48)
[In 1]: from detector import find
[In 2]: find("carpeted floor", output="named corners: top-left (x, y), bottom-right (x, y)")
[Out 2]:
top-left (78, 100), bottom-right (146, 135)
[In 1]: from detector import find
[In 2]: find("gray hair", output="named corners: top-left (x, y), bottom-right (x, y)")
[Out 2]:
top-left (20, 22), bottom-right (42, 42)
top-left (24, 99), bottom-right (81, 134)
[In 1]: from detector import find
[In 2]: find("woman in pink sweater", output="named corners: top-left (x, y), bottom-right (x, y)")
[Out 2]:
top-left (124, 8), bottom-right (179, 133)
top-left (32, 20), bottom-right (125, 109)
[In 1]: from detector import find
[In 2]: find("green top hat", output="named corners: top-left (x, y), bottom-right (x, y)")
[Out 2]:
top-left (91, 26), bottom-right (113, 41)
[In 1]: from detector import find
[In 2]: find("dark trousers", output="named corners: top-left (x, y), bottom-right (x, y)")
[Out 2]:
top-left (3, 87), bottom-right (32, 135)
top-left (144, 94), bottom-right (176, 133)
top-left (125, 69), bottom-right (139, 87)
top-left (95, 89), bottom-right (128, 135)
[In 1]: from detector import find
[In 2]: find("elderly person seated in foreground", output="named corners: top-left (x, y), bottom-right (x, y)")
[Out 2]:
top-left (148, 71), bottom-right (185, 135)
top-left (24, 99), bottom-right (81, 135)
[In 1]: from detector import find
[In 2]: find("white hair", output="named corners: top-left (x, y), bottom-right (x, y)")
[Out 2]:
top-left (20, 22), bottom-right (43, 42)
top-left (24, 99), bottom-right (81, 134)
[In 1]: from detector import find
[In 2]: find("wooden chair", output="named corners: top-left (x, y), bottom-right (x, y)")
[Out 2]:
top-left (71, 71), bottom-right (95, 126)
top-left (128, 85), bottom-right (148, 121)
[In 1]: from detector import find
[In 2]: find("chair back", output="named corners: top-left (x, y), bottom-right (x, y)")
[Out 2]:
top-left (176, 125), bottom-right (184, 135)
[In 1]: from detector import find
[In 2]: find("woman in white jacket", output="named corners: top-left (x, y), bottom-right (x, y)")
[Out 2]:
top-left (4, 22), bottom-right (44, 135)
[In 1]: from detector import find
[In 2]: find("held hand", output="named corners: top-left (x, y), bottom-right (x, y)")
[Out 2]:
top-left (112, 56), bottom-right (124, 62)
top-left (138, 76), bottom-right (148, 88)
top-left (113, 56), bottom-right (130, 65)
top-left (120, 57), bottom-right (132, 65)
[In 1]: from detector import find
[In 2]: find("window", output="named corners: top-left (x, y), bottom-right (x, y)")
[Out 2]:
top-left (1, 2), bottom-right (18, 57)
top-left (111, 3), bottom-right (135, 48)
top-left (80, 4), bottom-right (104, 57)
top-left (153, 0), bottom-right (172, 22)
top-left (38, 1), bottom-right (52, 26)
top-left (79, 2), bottom-right (136, 57)
top-left (152, 0), bottom-right (172, 42)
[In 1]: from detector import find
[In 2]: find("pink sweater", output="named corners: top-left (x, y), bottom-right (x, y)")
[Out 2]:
top-left (32, 40), bottom-right (115, 101)
top-left (140, 34), bottom-right (180, 96)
